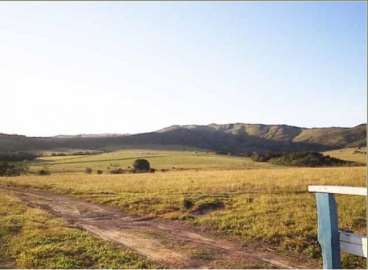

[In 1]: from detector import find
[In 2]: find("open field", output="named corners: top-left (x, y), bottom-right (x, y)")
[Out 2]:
top-left (1, 162), bottom-right (366, 268)
top-left (1, 1), bottom-right (366, 268)
top-left (29, 149), bottom-right (277, 174)
top-left (1, 187), bottom-right (303, 269)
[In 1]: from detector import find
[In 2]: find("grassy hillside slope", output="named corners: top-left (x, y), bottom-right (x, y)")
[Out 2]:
top-left (323, 147), bottom-right (366, 164)
top-left (0, 123), bottom-right (365, 153)
top-left (293, 124), bottom-right (366, 148)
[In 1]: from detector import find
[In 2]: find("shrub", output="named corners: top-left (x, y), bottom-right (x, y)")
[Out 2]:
top-left (97, 170), bottom-right (103, 174)
top-left (69, 151), bottom-right (102, 156)
top-left (51, 152), bottom-right (66, 156)
top-left (191, 198), bottom-right (224, 215)
top-left (133, 159), bottom-right (150, 172)
top-left (250, 152), bottom-right (282, 162)
top-left (271, 152), bottom-right (355, 167)
top-left (110, 168), bottom-right (125, 174)
top-left (0, 152), bottom-right (37, 162)
top-left (183, 198), bottom-right (193, 209)
top-left (38, 169), bottom-right (50, 176)
top-left (0, 162), bottom-right (26, 176)
top-left (85, 168), bottom-right (93, 174)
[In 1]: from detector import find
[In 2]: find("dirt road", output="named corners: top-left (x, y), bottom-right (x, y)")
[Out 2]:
top-left (1, 186), bottom-right (318, 268)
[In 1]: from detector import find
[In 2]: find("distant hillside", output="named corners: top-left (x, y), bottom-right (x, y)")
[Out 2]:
top-left (208, 123), bottom-right (302, 142)
top-left (293, 124), bottom-right (366, 148)
top-left (54, 133), bottom-right (128, 139)
top-left (157, 123), bottom-right (366, 151)
top-left (0, 123), bottom-right (365, 154)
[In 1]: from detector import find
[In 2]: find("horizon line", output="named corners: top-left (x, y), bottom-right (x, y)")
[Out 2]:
top-left (1, 121), bottom-right (365, 138)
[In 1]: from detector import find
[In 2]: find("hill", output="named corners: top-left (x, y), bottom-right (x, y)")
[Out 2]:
top-left (293, 124), bottom-right (366, 148)
top-left (0, 123), bottom-right (365, 154)
top-left (323, 147), bottom-right (366, 164)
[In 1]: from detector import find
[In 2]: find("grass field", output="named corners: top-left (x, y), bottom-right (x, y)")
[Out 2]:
top-left (0, 190), bottom-right (156, 269)
top-left (29, 149), bottom-right (277, 174)
top-left (1, 150), bottom-right (366, 268)
top-left (323, 147), bottom-right (366, 164)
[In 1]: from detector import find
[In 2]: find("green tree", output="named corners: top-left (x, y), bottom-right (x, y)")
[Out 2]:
top-left (133, 159), bottom-right (150, 172)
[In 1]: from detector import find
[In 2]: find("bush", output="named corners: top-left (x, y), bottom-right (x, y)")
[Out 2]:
top-left (0, 152), bottom-right (37, 162)
top-left (51, 152), bottom-right (66, 156)
top-left (0, 162), bottom-right (26, 176)
top-left (38, 169), bottom-right (50, 176)
top-left (110, 168), bottom-right (125, 174)
top-left (183, 198), bottom-right (193, 209)
top-left (133, 159), bottom-right (150, 172)
top-left (250, 152), bottom-right (281, 162)
top-left (85, 168), bottom-right (93, 174)
top-left (271, 152), bottom-right (355, 167)
top-left (216, 151), bottom-right (229, 155)
top-left (191, 198), bottom-right (224, 215)
top-left (97, 170), bottom-right (103, 174)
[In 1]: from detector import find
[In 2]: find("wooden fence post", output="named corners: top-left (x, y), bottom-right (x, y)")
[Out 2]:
top-left (315, 192), bottom-right (341, 269)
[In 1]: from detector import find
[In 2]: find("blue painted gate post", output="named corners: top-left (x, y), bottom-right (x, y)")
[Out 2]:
top-left (315, 192), bottom-right (341, 269)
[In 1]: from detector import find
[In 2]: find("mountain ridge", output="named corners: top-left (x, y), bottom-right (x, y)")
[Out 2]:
top-left (0, 123), bottom-right (365, 154)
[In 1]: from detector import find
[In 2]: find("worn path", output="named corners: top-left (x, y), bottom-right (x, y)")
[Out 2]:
top-left (1, 186), bottom-right (318, 268)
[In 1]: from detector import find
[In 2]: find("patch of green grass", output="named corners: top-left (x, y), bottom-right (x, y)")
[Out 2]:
top-left (28, 149), bottom-right (277, 174)
top-left (0, 191), bottom-right (156, 269)
top-left (190, 197), bottom-right (225, 214)
top-left (191, 249), bottom-right (215, 261)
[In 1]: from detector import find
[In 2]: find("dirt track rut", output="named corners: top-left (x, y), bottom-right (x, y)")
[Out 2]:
top-left (2, 186), bottom-right (318, 268)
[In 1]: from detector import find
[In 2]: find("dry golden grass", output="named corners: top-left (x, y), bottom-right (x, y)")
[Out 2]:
top-left (323, 147), bottom-right (366, 164)
top-left (4, 166), bottom-right (364, 195)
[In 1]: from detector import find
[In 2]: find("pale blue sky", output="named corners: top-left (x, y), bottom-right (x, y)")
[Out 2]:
top-left (0, 2), bottom-right (366, 136)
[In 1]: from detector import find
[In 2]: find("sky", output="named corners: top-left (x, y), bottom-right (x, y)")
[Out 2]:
top-left (0, 1), bottom-right (366, 136)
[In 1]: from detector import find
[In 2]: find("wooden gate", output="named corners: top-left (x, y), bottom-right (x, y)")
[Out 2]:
top-left (308, 185), bottom-right (367, 269)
